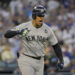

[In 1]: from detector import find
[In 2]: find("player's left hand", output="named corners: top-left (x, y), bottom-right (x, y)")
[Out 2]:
top-left (56, 62), bottom-right (64, 71)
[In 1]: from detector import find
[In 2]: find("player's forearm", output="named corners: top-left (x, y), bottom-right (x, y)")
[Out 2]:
top-left (52, 43), bottom-right (63, 63)
top-left (4, 30), bottom-right (19, 38)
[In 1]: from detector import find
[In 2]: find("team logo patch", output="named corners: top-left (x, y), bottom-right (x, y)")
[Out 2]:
top-left (44, 29), bottom-right (47, 33)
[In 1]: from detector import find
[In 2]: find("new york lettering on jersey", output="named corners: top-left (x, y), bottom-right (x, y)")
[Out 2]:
top-left (25, 35), bottom-right (49, 42)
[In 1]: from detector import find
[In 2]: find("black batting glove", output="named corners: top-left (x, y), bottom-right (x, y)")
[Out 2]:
top-left (17, 28), bottom-right (29, 36)
top-left (56, 60), bottom-right (64, 71)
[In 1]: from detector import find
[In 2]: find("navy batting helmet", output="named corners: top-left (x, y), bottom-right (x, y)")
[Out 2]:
top-left (32, 5), bottom-right (46, 19)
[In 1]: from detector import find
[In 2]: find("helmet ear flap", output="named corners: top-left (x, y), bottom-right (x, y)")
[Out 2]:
top-left (32, 13), bottom-right (36, 19)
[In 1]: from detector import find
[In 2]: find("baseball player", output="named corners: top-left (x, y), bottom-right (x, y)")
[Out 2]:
top-left (4, 5), bottom-right (64, 75)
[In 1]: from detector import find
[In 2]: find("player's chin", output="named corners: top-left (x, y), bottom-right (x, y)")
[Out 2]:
top-left (36, 23), bottom-right (42, 28)
top-left (38, 23), bottom-right (43, 27)
top-left (39, 21), bottom-right (43, 25)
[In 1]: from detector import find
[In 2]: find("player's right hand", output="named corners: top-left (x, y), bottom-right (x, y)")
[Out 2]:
top-left (56, 62), bottom-right (64, 71)
top-left (18, 28), bottom-right (29, 36)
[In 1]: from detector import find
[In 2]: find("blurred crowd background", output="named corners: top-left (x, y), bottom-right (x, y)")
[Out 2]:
top-left (0, 0), bottom-right (75, 75)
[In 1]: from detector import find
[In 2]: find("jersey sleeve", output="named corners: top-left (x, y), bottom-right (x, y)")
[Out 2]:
top-left (48, 27), bottom-right (58, 45)
top-left (11, 23), bottom-right (27, 38)
top-left (11, 23), bottom-right (25, 31)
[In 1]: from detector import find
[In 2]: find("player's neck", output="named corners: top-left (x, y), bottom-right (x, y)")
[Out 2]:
top-left (32, 20), bottom-right (37, 28)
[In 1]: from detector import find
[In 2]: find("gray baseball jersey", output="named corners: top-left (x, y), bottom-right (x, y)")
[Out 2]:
top-left (13, 21), bottom-right (58, 57)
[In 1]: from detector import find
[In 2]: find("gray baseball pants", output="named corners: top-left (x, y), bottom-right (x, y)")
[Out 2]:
top-left (18, 54), bottom-right (44, 75)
